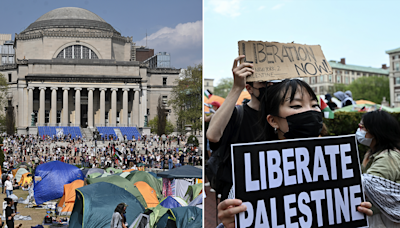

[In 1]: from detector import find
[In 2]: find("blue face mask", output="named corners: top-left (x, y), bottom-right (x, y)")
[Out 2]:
top-left (355, 128), bottom-right (373, 146)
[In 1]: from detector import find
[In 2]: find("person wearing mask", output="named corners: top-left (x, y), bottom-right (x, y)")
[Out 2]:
top-left (217, 78), bottom-right (373, 227)
top-left (110, 203), bottom-right (128, 228)
top-left (357, 110), bottom-right (400, 226)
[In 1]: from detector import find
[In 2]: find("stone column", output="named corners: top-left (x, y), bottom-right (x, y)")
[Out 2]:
top-left (141, 85), bottom-right (147, 127)
top-left (122, 88), bottom-right (129, 126)
top-left (27, 87), bottom-right (34, 125)
top-left (132, 89), bottom-right (139, 127)
top-left (62, 87), bottom-right (70, 125)
top-left (50, 87), bottom-right (58, 125)
top-left (88, 87), bottom-right (94, 128)
top-left (111, 88), bottom-right (118, 126)
top-left (75, 88), bottom-right (82, 127)
top-left (99, 88), bottom-right (106, 126)
top-left (39, 87), bottom-right (46, 125)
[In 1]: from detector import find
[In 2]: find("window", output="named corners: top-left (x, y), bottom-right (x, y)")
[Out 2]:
top-left (397, 94), bottom-right (400, 102)
top-left (105, 112), bottom-right (109, 124)
top-left (147, 109), bottom-right (150, 115)
top-left (8, 74), bottom-right (11, 82)
top-left (162, 96), bottom-right (168, 106)
top-left (329, 75), bottom-right (332, 82)
top-left (393, 56), bottom-right (396, 60)
top-left (345, 76), bottom-right (349, 84)
top-left (33, 110), bottom-right (38, 124)
top-left (396, 63), bottom-right (399, 71)
top-left (311, 77), bottom-right (315, 84)
top-left (337, 76), bottom-right (341, 83)
top-left (57, 111), bottom-right (61, 123)
top-left (320, 75), bottom-right (324, 82)
top-left (45, 110), bottom-right (49, 123)
top-left (345, 71), bottom-right (348, 74)
top-left (319, 86), bottom-right (325, 93)
top-left (352, 78), bottom-right (355, 82)
top-left (206, 82), bottom-right (209, 86)
top-left (357, 72), bottom-right (360, 76)
top-left (163, 77), bottom-right (167, 86)
top-left (396, 77), bottom-right (400, 84)
top-left (56, 45), bottom-right (98, 59)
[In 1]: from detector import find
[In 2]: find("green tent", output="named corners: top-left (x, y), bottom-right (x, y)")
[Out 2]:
top-left (105, 167), bottom-right (123, 173)
top-left (149, 204), bottom-right (169, 228)
top-left (86, 175), bottom-right (147, 208)
top-left (184, 183), bottom-right (202, 203)
top-left (69, 182), bottom-right (145, 228)
top-left (156, 206), bottom-right (202, 228)
top-left (127, 171), bottom-right (163, 200)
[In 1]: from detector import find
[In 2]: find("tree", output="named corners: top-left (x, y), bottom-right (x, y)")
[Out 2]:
top-left (0, 73), bottom-right (8, 132)
top-left (214, 77), bottom-right (233, 98)
top-left (149, 116), bottom-right (175, 135)
top-left (169, 64), bottom-right (202, 134)
top-left (333, 76), bottom-right (390, 104)
top-left (157, 95), bottom-right (167, 135)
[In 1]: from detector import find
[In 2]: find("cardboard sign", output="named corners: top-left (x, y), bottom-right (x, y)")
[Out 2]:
top-left (231, 135), bottom-right (368, 228)
top-left (238, 41), bottom-right (332, 82)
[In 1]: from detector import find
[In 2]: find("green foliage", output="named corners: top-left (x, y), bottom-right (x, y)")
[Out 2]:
top-left (323, 111), bottom-right (400, 162)
top-left (187, 135), bottom-right (199, 147)
top-left (169, 64), bottom-right (202, 133)
top-left (214, 77), bottom-right (233, 98)
top-left (333, 76), bottom-right (390, 104)
top-left (149, 116), bottom-right (175, 135)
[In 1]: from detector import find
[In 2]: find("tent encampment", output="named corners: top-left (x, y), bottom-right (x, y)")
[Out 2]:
top-left (34, 161), bottom-right (84, 205)
top-left (57, 179), bottom-right (84, 215)
top-left (69, 182), bottom-right (145, 228)
top-left (156, 206), bottom-right (202, 228)
top-left (86, 175), bottom-right (147, 208)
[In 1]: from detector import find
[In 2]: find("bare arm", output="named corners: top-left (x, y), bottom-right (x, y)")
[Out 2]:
top-left (206, 56), bottom-right (254, 143)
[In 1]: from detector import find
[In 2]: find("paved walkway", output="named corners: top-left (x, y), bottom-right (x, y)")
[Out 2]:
top-left (204, 181), bottom-right (220, 228)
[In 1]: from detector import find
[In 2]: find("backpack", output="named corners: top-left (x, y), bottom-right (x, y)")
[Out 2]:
top-left (206, 105), bottom-right (244, 194)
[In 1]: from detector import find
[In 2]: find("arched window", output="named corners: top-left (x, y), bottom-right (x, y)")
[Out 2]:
top-left (56, 45), bottom-right (98, 59)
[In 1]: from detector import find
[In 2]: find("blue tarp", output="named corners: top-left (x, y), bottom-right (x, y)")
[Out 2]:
top-left (159, 196), bottom-right (182, 209)
top-left (34, 161), bottom-right (84, 205)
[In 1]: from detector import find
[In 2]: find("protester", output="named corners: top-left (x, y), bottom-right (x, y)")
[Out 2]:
top-left (213, 62), bottom-right (373, 227)
top-left (4, 176), bottom-right (13, 197)
top-left (325, 93), bottom-right (338, 110)
top-left (334, 90), bottom-right (355, 107)
top-left (357, 110), bottom-right (400, 226)
top-left (110, 203), bottom-right (128, 228)
top-left (4, 197), bottom-right (21, 228)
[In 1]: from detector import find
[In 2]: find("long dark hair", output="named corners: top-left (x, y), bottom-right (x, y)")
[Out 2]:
top-left (362, 110), bottom-right (400, 156)
top-left (258, 79), bottom-right (318, 140)
top-left (114, 203), bottom-right (126, 222)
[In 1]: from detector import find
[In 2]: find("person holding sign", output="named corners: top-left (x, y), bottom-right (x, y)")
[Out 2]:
top-left (217, 76), bottom-right (373, 228)
top-left (357, 110), bottom-right (400, 226)
top-left (207, 55), bottom-right (266, 200)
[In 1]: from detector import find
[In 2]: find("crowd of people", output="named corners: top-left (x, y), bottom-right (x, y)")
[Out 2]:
top-left (1, 132), bottom-right (202, 173)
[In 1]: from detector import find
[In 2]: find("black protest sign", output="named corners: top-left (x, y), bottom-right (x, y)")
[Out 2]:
top-left (231, 135), bottom-right (368, 228)
top-left (238, 41), bottom-right (332, 82)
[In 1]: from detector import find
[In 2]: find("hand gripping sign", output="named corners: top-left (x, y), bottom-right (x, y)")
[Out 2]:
top-left (238, 41), bottom-right (333, 82)
top-left (231, 135), bottom-right (368, 228)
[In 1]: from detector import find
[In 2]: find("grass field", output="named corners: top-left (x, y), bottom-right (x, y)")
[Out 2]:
top-left (6, 189), bottom-right (69, 227)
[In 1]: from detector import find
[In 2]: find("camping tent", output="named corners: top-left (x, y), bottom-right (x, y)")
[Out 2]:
top-left (18, 172), bottom-right (32, 186)
top-left (86, 175), bottom-right (147, 208)
top-left (15, 168), bottom-right (29, 182)
top-left (184, 183), bottom-right (202, 203)
top-left (127, 171), bottom-right (162, 200)
top-left (158, 166), bottom-right (202, 198)
top-left (156, 206), bottom-right (202, 228)
top-left (105, 167), bottom-right (123, 174)
top-left (149, 205), bottom-right (169, 228)
top-left (57, 179), bottom-right (84, 215)
top-left (134, 181), bottom-right (159, 208)
top-left (188, 194), bottom-right (203, 209)
top-left (69, 182), bottom-right (145, 228)
top-left (335, 104), bottom-right (397, 113)
top-left (159, 196), bottom-right (187, 209)
top-left (34, 161), bottom-right (84, 205)
top-left (85, 168), bottom-right (105, 177)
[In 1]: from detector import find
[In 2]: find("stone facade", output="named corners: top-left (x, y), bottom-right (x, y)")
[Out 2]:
top-left (0, 7), bottom-right (180, 134)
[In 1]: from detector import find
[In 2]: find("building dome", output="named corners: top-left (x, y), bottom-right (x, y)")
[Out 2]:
top-left (21, 7), bottom-right (118, 34)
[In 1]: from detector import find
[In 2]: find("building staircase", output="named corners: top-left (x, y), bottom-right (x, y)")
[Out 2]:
top-left (81, 127), bottom-right (93, 140)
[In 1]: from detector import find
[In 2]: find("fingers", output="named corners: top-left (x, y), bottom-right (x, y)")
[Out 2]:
top-left (357, 203), bottom-right (373, 216)
top-left (233, 55), bottom-right (245, 69)
top-left (218, 199), bottom-right (243, 211)
top-left (218, 199), bottom-right (247, 228)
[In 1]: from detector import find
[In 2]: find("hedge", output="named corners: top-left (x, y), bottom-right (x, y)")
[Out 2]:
top-left (324, 111), bottom-right (400, 162)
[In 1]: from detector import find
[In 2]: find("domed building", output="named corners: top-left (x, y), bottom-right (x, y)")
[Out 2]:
top-left (0, 7), bottom-right (180, 137)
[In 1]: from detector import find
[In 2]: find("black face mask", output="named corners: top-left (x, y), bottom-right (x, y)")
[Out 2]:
top-left (255, 87), bottom-right (266, 101)
top-left (281, 110), bottom-right (323, 139)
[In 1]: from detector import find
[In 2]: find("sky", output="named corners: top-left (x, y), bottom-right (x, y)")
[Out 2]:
top-left (1, 0), bottom-right (202, 69)
top-left (204, 0), bottom-right (400, 85)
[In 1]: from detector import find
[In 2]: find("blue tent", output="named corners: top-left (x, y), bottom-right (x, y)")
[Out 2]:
top-left (69, 182), bottom-right (145, 228)
top-left (156, 206), bottom-right (202, 228)
top-left (159, 196), bottom-right (182, 209)
top-left (34, 161), bottom-right (84, 205)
